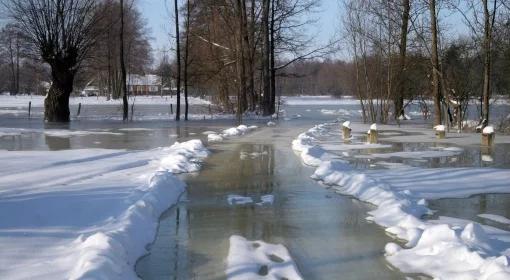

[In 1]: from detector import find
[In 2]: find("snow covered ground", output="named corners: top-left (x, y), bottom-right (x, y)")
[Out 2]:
top-left (0, 94), bottom-right (211, 107)
top-left (293, 123), bottom-right (510, 279)
top-left (0, 140), bottom-right (208, 279)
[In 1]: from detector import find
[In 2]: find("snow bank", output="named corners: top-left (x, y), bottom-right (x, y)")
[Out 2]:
top-left (226, 235), bottom-right (303, 280)
top-left (207, 125), bottom-right (257, 143)
top-left (292, 124), bottom-right (510, 280)
top-left (0, 140), bottom-right (208, 280)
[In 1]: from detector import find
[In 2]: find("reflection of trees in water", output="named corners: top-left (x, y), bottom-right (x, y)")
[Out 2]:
top-left (44, 123), bottom-right (71, 150)
top-left (236, 144), bottom-right (276, 194)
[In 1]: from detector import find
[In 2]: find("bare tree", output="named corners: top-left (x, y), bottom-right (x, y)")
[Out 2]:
top-left (4, 0), bottom-right (100, 122)
top-left (120, 0), bottom-right (129, 121)
top-left (175, 0), bottom-right (182, 121)
top-left (429, 0), bottom-right (442, 125)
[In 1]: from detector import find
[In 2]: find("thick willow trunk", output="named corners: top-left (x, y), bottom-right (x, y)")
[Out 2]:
top-left (44, 68), bottom-right (74, 122)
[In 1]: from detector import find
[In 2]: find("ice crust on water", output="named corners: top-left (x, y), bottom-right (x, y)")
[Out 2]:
top-left (292, 123), bottom-right (510, 280)
top-left (227, 194), bottom-right (274, 206)
top-left (0, 139), bottom-right (209, 280)
top-left (226, 235), bottom-right (303, 280)
top-left (207, 125), bottom-right (257, 143)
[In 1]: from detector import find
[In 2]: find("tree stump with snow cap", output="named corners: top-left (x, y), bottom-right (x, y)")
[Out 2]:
top-left (342, 121), bottom-right (351, 141)
top-left (367, 123), bottom-right (378, 144)
top-left (434, 125), bottom-right (445, 139)
top-left (481, 126), bottom-right (495, 146)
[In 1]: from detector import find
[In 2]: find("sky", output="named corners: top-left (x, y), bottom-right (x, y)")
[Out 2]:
top-left (137, 0), bottom-right (341, 61)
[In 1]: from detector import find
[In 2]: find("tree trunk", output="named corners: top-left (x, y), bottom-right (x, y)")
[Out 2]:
top-left (184, 0), bottom-right (190, 121)
top-left (175, 0), bottom-right (181, 121)
top-left (120, 0), bottom-right (129, 121)
top-left (262, 0), bottom-right (271, 115)
top-left (395, 0), bottom-right (410, 120)
top-left (481, 0), bottom-right (493, 123)
top-left (429, 0), bottom-right (442, 126)
top-left (269, 0), bottom-right (276, 115)
top-left (45, 67), bottom-right (74, 122)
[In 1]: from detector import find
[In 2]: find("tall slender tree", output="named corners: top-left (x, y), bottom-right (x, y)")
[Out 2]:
top-left (429, 0), bottom-right (442, 125)
top-left (174, 0), bottom-right (181, 121)
top-left (120, 0), bottom-right (129, 121)
top-left (395, 0), bottom-right (411, 120)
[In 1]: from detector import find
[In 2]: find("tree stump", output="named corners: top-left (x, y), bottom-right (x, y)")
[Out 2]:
top-left (436, 130), bottom-right (445, 139)
top-left (481, 133), bottom-right (495, 146)
top-left (342, 126), bottom-right (351, 141)
top-left (367, 130), bottom-right (378, 144)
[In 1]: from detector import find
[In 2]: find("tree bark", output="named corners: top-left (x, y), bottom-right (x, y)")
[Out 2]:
top-left (175, 0), bottom-right (181, 121)
top-left (120, 0), bottom-right (129, 121)
top-left (395, 0), bottom-right (410, 120)
top-left (262, 0), bottom-right (271, 115)
top-left (45, 66), bottom-right (74, 122)
top-left (429, 0), bottom-right (442, 126)
top-left (269, 0), bottom-right (276, 115)
top-left (184, 0), bottom-right (190, 121)
top-left (481, 0), bottom-right (494, 123)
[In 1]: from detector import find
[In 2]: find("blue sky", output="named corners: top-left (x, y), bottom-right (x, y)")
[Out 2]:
top-left (137, 0), bottom-right (470, 61)
top-left (137, 0), bottom-right (340, 61)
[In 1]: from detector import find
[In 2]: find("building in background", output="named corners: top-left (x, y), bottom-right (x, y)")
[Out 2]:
top-left (127, 74), bottom-right (162, 95)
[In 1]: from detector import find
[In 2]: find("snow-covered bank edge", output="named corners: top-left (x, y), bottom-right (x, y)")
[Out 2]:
top-left (292, 124), bottom-right (510, 279)
top-left (71, 140), bottom-right (208, 279)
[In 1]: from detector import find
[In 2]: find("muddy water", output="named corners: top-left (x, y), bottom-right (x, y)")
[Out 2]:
top-left (136, 126), bottom-right (405, 280)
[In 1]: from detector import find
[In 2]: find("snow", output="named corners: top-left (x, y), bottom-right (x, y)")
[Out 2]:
top-left (0, 139), bottom-right (209, 280)
top-left (370, 123), bottom-right (377, 131)
top-left (342, 121), bottom-right (351, 128)
top-left (227, 195), bottom-right (274, 206)
top-left (226, 235), bottom-right (303, 280)
top-left (434, 124), bottom-right (446, 131)
top-left (483, 126), bottom-right (495, 134)
top-left (283, 95), bottom-right (360, 105)
top-left (292, 124), bottom-right (510, 280)
top-left (207, 125), bottom-right (257, 143)
top-left (0, 95), bottom-right (211, 107)
top-left (355, 148), bottom-right (462, 160)
top-left (479, 214), bottom-right (510, 226)
top-left (267, 121), bottom-right (276, 126)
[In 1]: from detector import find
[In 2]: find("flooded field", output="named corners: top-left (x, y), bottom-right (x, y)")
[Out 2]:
top-left (1, 98), bottom-right (509, 279)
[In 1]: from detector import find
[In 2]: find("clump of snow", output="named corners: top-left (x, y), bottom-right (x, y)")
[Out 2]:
top-left (483, 126), bottom-right (495, 134)
top-left (293, 124), bottom-right (510, 280)
top-left (228, 195), bottom-right (254, 205)
top-left (208, 125), bottom-right (258, 143)
top-left (208, 133), bottom-right (224, 142)
top-left (370, 123), bottom-right (377, 131)
top-left (434, 124), bottom-right (445, 131)
top-left (267, 121), bottom-right (276, 127)
top-left (226, 235), bottom-right (303, 280)
top-left (227, 194), bottom-right (274, 206)
top-left (0, 139), bottom-right (209, 279)
top-left (342, 121), bottom-right (351, 128)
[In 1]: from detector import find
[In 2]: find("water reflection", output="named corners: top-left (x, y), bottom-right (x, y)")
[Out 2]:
top-left (136, 141), bottom-right (404, 280)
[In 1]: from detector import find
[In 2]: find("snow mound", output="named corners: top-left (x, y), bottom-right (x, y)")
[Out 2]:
top-left (207, 125), bottom-right (258, 143)
top-left (226, 235), bottom-right (303, 280)
top-left (434, 125), bottom-right (445, 131)
top-left (293, 124), bottom-right (510, 280)
top-left (0, 139), bottom-right (209, 280)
